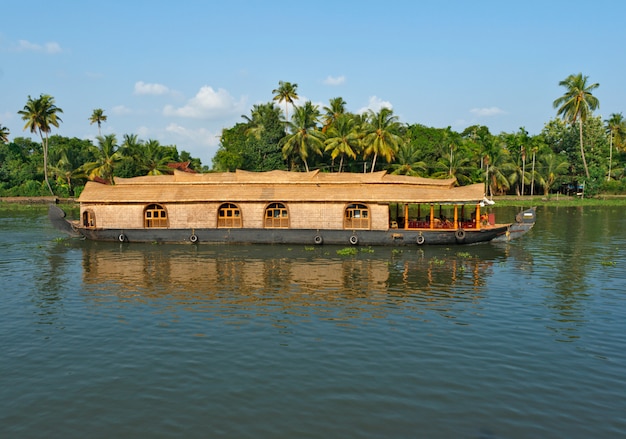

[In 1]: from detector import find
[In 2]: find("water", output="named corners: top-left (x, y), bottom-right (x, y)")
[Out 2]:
top-left (1, 205), bottom-right (625, 438)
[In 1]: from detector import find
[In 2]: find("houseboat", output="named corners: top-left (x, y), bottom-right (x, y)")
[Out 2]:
top-left (49, 169), bottom-right (536, 246)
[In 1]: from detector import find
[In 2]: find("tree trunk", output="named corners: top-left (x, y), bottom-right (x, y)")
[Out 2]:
top-left (41, 130), bottom-right (54, 195)
top-left (531, 152), bottom-right (536, 196)
top-left (579, 119), bottom-right (590, 179)
top-left (608, 132), bottom-right (613, 181)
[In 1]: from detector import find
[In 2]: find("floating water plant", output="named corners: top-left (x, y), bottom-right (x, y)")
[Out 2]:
top-left (336, 247), bottom-right (358, 256)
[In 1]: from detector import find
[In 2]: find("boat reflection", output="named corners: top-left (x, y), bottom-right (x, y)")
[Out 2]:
top-left (75, 242), bottom-right (532, 321)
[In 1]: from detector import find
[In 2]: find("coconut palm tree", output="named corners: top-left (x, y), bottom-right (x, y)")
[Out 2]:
top-left (553, 73), bottom-right (600, 179)
top-left (49, 154), bottom-right (84, 197)
top-left (242, 103), bottom-right (282, 140)
top-left (18, 94), bottom-right (63, 195)
top-left (322, 97), bottom-right (347, 133)
top-left (82, 134), bottom-right (123, 184)
top-left (89, 108), bottom-right (108, 136)
top-left (272, 81), bottom-right (299, 128)
top-left (324, 113), bottom-right (360, 172)
top-left (432, 146), bottom-right (473, 185)
top-left (279, 101), bottom-right (324, 172)
top-left (362, 108), bottom-right (402, 173)
top-left (536, 153), bottom-right (570, 195)
top-left (529, 137), bottom-right (543, 196)
top-left (389, 142), bottom-right (428, 177)
top-left (0, 124), bottom-right (9, 143)
top-left (139, 139), bottom-right (175, 175)
top-left (604, 113), bottom-right (626, 181)
top-left (484, 138), bottom-right (514, 196)
top-left (439, 126), bottom-right (459, 177)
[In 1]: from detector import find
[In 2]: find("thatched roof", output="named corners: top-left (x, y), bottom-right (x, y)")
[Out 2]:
top-left (78, 170), bottom-right (485, 204)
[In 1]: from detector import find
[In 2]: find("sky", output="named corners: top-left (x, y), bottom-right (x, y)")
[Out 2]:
top-left (1, 0), bottom-right (625, 167)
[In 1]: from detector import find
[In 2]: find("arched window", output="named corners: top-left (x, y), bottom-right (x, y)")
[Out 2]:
top-left (82, 209), bottom-right (96, 228)
top-left (217, 203), bottom-right (242, 228)
top-left (344, 203), bottom-right (370, 229)
top-left (144, 204), bottom-right (168, 228)
top-left (265, 202), bottom-right (289, 228)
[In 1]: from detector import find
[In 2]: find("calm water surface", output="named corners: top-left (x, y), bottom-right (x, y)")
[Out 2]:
top-left (1, 205), bottom-right (625, 438)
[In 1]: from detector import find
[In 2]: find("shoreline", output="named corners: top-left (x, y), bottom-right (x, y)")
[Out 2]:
top-left (2, 195), bottom-right (626, 208)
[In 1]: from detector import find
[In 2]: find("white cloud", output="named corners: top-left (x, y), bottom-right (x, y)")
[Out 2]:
top-left (323, 75), bottom-right (346, 86)
top-left (166, 123), bottom-right (221, 147)
top-left (137, 126), bottom-right (150, 138)
top-left (165, 123), bottom-right (223, 166)
top-left (44, 42), bottom-right (62, 54)
top-left (111, 105), bottom-right (132, 115)
top-left (470, 106), bottom-right (505, 117)
top-left (163, 85), bottom-right (245, 119)
top-left (357, 96), bottom-right (393, 114)
top-left (15, 39), bottom-right (62, 54)
top-left (134, 81), bottom-right (170, 95)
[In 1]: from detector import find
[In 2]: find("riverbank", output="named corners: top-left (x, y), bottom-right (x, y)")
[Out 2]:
top-left (491, 194), bottom-right (626, 207)
top-left (2, 194), bottom-right (626, 209)
top-left (0, 196), bottom-right (66, 204)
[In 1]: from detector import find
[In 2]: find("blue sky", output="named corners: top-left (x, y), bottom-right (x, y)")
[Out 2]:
top-left (1, 0), bottom-right (624, 167)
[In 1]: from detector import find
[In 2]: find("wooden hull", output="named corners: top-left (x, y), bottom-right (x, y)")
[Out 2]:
top-left (50, 205), bottom-right (535, 246)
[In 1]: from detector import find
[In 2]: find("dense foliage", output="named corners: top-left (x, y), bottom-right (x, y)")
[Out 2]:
top-left (2, 74), bottom-right (626, 197)
top-left (214, 78), bottom-right (626, 197)
top-left (0, 134), bottom-right (204, 197)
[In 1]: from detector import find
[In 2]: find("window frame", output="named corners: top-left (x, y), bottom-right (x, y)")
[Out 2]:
top-left (344, 203), bottom-right (370, 229)
top-left (144, 203), bottom-right (169, 228)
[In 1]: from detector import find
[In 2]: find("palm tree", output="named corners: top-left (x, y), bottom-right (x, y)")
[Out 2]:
top-left (272, 81), bottom-right (298, 128)
top-left (18, 94), bottom-right (64, 195)
top-left (0, 124), bottom-right (9, 143)
top-left (322, 97), bottom-right (347, 132)
top-left (89, 108), bottom-right (107, 136)
top-left (324, 113), bottom-right (360, 172)
top-left (553, 73), bottom-right (600, 179)
top-left (362, 108), bottom-right (402, 173)
top-left (49, 154), bottom-right (84, 197)
top-left (279, 101), bottom-right (324, 172)
top-left (484, 138), bottom-right (514, 196)
top-left (529, 138), bottom-right (542, 196)
top-left (138, 139), bottom-right (175, 175)
top-left (82, 134), bottom-right (123, 184)
top-left (242, 103), bottom-right (282, 140)
top-left (440, 126), bottom-right (458, 177)
top-left (537, 153), bottom-right (569, 195)
top-left (604, 113), bottom-right (626, 181)
top-left (389, 142), bottom-right (428, 176)
top-left (432, 146), bottom-right (473, 185)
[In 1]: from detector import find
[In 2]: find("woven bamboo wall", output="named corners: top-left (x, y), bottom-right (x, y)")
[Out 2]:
top-left (82, 200), bottom-right (390, 230)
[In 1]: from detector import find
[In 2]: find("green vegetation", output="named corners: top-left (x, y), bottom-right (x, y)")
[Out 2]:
top-left (2, 73), bottom-right (626, 197)
top-left (17, 94), bottom-right (63, 195)
top-left (492, 195), bottom-right (626, 207)
top-left (215, 76), bottom-right (626, 197)
top-left (429, 257), bottom-right (446, 266)
top-left (336, 247), bottom-right (358, 256)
